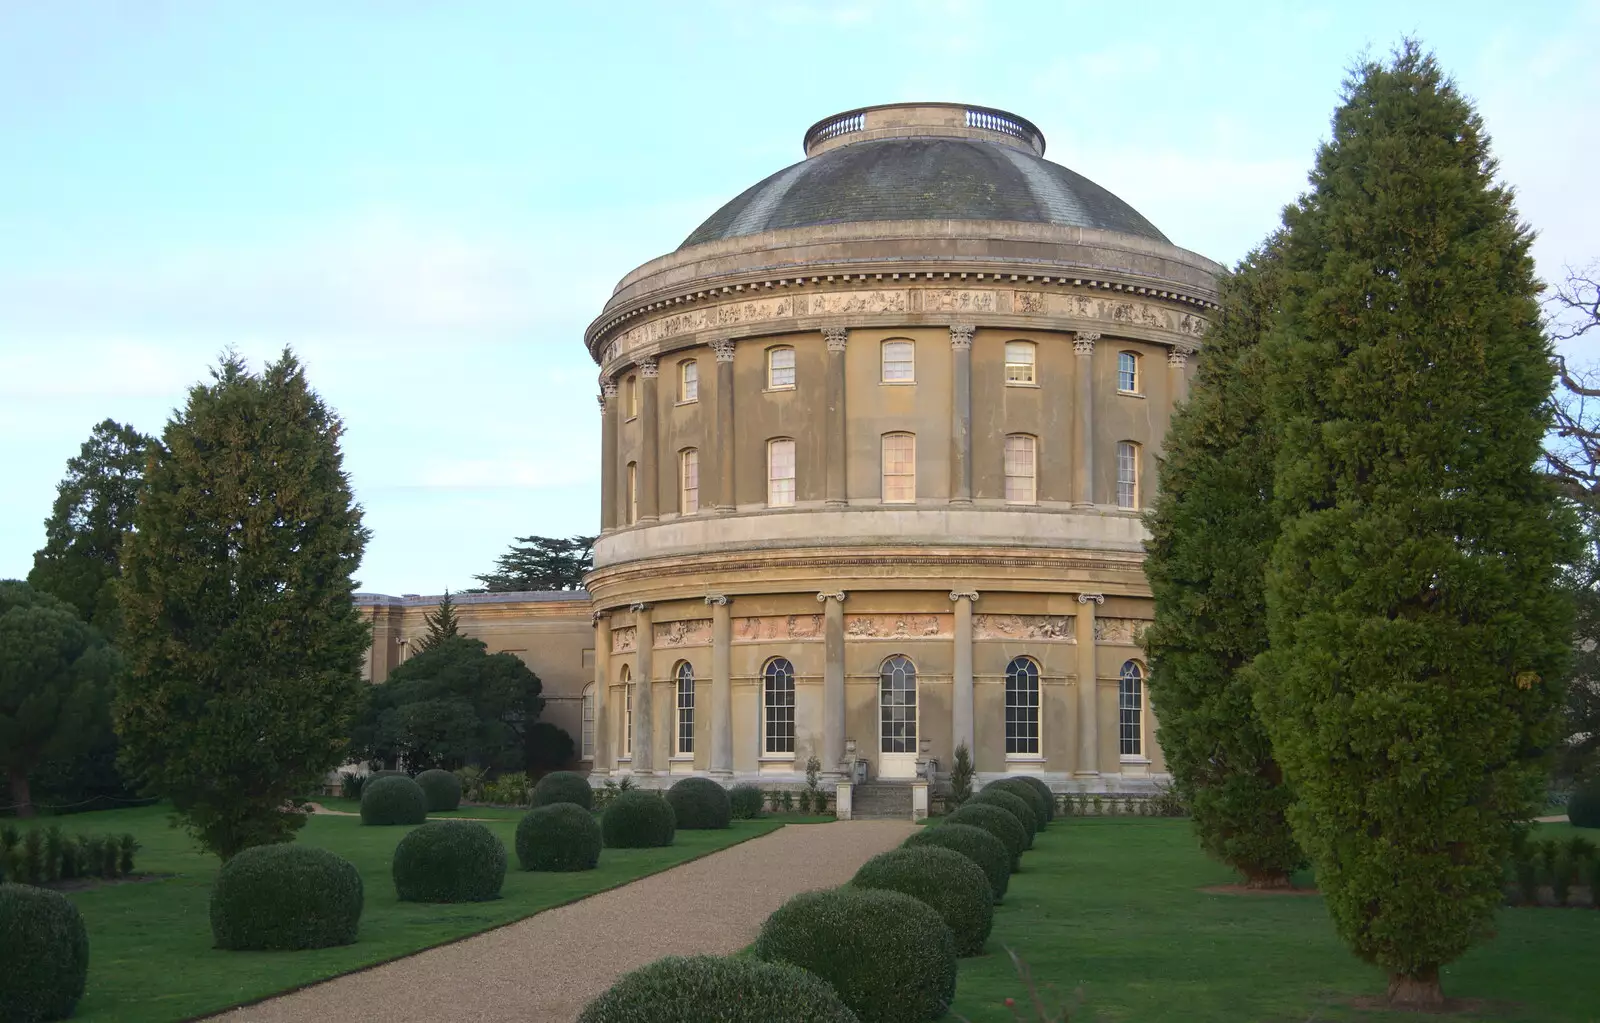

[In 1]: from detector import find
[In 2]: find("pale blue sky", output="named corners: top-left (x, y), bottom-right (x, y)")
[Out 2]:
top-left (2, 1), bottom-right (1597, 596)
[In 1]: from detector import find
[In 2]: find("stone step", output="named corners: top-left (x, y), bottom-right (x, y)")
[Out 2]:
top-left (850, 783), bottom-right (915, 820)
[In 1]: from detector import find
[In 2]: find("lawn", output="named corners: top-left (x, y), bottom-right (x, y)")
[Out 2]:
top-left (16, 803), bottom-right (780, 1023)
top-left (948, 818), bottom-right (1598, 1023)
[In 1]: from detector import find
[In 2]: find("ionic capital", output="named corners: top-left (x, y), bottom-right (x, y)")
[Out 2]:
top-left (704, 593), bottom-right (731, 606)
top-left (637, 359), bottom-right (659, 379)
top-left (1077, 592), bottom-right (1105, 605)
top-left (822, 327), bottom-right (849, 353)
top-left (816, 590), bottom-right (848, 603)
top-left (592, 610), bottom-right (612, 624)
top-left (949, 589), bottom-right (980, 602)
top-left (628, 602), bottom-right (653, 612)
top-left (1073, 331), bottom-right (1100, 356)
top-left (710, 337), bottom-right (737, 363)
top-left (949, 324), bottom-right (975, 350)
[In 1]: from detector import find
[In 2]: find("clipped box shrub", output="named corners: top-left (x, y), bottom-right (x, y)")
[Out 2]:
top-left (972, 787), bottom-right (1037, 844)
top-left (392, 821), bottom-right (506, 903)
top-left (517, 803), bottom-right (602, 872)
top-left (603, 790), bottom-right (677, 848)
top-left (1570, 778), bottom-right (1600, 829)
top-left (945, 803), bottom-right (1027, 869)
top-left (991, 777), bottom-right (1051, 830)
top-left (1010, 775), bottom-right (1056, 824)
top-left (728, 783), bottom-right (766, 820)
top-left (0, 883), bottom-right (89, 1023)
top-left (531, 770), bottom-right (595, 811)
top-left (578, 954), bottom-right (858, 1023)
top-left (754, 886), bottom-right (956, 1023)
top-left (666, 777), bottom-right (731, 830)
top-left (210, 844), bottom-right (362, 950)
top-left (904, 822), bottom-right (1011, 901)
top-left (853, 845), bottom-right (994, 956)
top-left (369, 769), bottom-right (409, 781)
top-left (361, 774), bottom-right (428, 826)
top-left (415, 768), bottom-right (463, 812)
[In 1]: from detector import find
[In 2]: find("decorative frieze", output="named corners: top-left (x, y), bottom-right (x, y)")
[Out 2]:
top-left (611, 626), bottom-right (637, 654)
top-left (734, 615), bottom-right (824, 642)
top-left (1093, 617), bottom-right (1146, 645)
top-left (845, 614), bottom-right (952, 639)
top-left (973, 614), bottom-right (1075, 641)
top-left (654, 619), bottom-right (712, 648)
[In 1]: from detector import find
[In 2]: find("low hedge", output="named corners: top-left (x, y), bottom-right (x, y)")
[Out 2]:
top-left (392, 821), bottom-right (506, 903)
top-left (853, 845), bottom-right (994, 956)
top-left (666, 778), bottom-right (731, 830)
top-left (754, 886), bottom-right (956, 1023)
top-left (531, 771), bottom-right (595, 811)
top-left (577, 954), bottom-right (858, 1023)
top-left (990, 778), bottom-right (1050, 830)
top-left (360, 775), bottom-right (428, 826)
top-left (945, 803), bottom-right (1027, 869)
top-left (728, 783), bottom-right (765, 820)
top-left (415, 769), bottom-right (463, 812)
top-left (972, 787), bottom-right (1037, 844)
top-left (602, 790), bottom-right (676, 848)
top-left (517, 803), bottom-right (602, 871)
top-left (904, 822), bottom-right (1011, 901)
top-left (1010, 775), bottom-right (1056, 823)
top-left (1570, 778), bottom-right (1600, 829)
top-left (0, 883), bottom-right (89, 1023)
top-left (210, 844), bottom-right (362, 950)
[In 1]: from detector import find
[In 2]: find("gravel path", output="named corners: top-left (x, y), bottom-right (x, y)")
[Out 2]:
top-left (210, 820), bottom-right (916, 1023)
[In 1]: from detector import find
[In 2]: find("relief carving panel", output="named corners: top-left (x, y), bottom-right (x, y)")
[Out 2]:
top-left (803, 290), bottom-right (910, 316)
top-left (1019, 292), bottom-right (1210, 338)
top-left (920, 288), bottom-right (997, 313)
top-left (1093, 617), bottom-right (1146, 645)
top-left (844, 614), bottom-right (952, 639)
top-left (733, 615), bottom-right (824, 642)
top-left (610, 626), bottom-right (637, 655)
top-left (654, 619), bottom-right (712, 648)
top-left (972, 614), bottom-right (1076, 641)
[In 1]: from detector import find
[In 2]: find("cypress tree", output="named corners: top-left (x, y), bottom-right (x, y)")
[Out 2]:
top-left (417, 591), bottom-right (461, 652)
top-left (1143, 242), bottom-right (1304, 887)
top-left (1255, 43), bottom-right (1576, 1005)
top-left (116, 351), bottom-right (371, 859)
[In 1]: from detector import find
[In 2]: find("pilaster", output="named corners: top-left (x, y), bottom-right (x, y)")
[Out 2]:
top-left (707, 594), bottom-right (733, 778)
top-left (712, 339), bottom-right (736, 513)
top-left (599, 382), bottom-right (619, 533)
top-left (631, 602), bottom-right (655, 775)
top-left (823, 327), bottom-right (849, 507)
top-left (1072, 331), bottom-right (1099, 507)
top-left (950, 324), bottom-right (975, 505)
top-left (638, 359), bottom-right (660, 523)
top-left (1168, 345), bottom-right (1192, 407)
top-left (819, 590), bottom-right (848, 776)
top-left (1075, 592), bottom-right (1103, 776)
top-left (950, 589), bottom-right (978, 754)
top-left (591, 612), bottom-right (611, 777)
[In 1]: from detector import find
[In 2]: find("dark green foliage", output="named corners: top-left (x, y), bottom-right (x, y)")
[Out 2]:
top-left (852, 845), bottom-right (994, 956)
top-left (516, 803), bottom-right (602, 871)
top-left (116, 351), bottom-right (370, 860)
top-left (1254, 45), bottom-right (1578, 998)
top-left (601, 790), bottom-right (675, 848)
top-left (369, 769), bottom-right (409, 781)
top-left (577, 954), bottom-right (859, 1023)
top-left (754, 887), bottom-right (957, 1023)
top-left (904, 822), bottom-right (1012, 901)
top-left (530, 770), bottom-right (593, 810)
top-left (415, 592), bottom-right (461, 653)
top-left (0, 883), bottom-right (89, 1022)
top-left (118, 833), bottom-right (137, 875)
top-left (945, 804), bottom-right (1026, 869)
top-left (1009, 775), bottom-right (1054, 823)
top-left (209, 843), bottom-right (362, 950)
top-left (360, 775), bottom-right (427, 826)
top-left (666, 777), bottom-right (731, 830)
top-left (949, 742), bottom-right (974, 807)
top-left (473, 535), bottom-right (596, 592)
top-left (989, 779), bottom-right (1049, 831)
top-left (526, 721), bottom-right (578, 771)
top-left (1569, 777), bottom-right (1600, 828)
top-left (415, 768), bottom-right (462, 812)
top-left (971, 788), bottom-right (1036, 844)
top-left (1141, 243), bottom-right (1306, 888)
top-left (339, 772), bottom-right (364, 800)
top-left (392, 821), bottom-right (506, 903)
top-left (728, 782), bottom-right (765, 819)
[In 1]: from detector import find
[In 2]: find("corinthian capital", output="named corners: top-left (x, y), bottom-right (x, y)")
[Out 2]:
top-left (638, 358), bottom-right (659, 379)
top-left (1073, 331), bottom-right (1100, 356)
top-left (949, 324), bottom-right (975, 350)
top-left (822, 327), bottom-right (849, 353)
top-left (1168, 345), bottom-right (1193, 368)
top-left (710, 338), bottom-right (736, 363)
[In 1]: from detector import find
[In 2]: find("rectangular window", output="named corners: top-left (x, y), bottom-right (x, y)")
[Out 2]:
top-left (765, 670), bottom-right (796, 754)
top-left (1117, 442), bottom-right (1139, 509)
top-left (676, 674), bottom-right (695, 755)
top-left (768, 439), bottom-right (796, 507)
top-left (626, 376), bottom-right (638, 419)
top-left (581, 688), bottom-right (595, 759)
top-left (624, 683), bottom-right (633, 757)
top-left (627, 462), bottom-right (638, 523)
top-left (1005, 661), bottom-right (1040, 755)
top-left (680, 448), bottom-right (699, 514)
top-left (768, 347), bottom-right (796, 389)
top-left (882, 433), bottom-right (916, 503)
top-left (1120, 675), bottom-right (1143, 756)
top-left (881, 340), bottom-right (915, 382)
top-left (1004, 341), bottom-right (1036, 384)
top-left (1118, 351), bottom-right (1140, 393)
top-left (679, 360), bottom-right (698, 402)
top-left (1004, 434), bottom-right (1036, 504)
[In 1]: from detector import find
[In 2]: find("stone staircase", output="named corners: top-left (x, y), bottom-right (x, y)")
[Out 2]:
top-left (850, 782), bottom-right (915, 819)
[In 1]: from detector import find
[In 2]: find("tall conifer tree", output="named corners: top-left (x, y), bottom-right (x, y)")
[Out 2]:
top-left (1143, 242), bottom-right (1304, 886)
top-left (1255, 43), bottom-right (1576, 1005)
top-left (117, 351), bottom-right (371, 859)
top-left (417, 591), bottom-right (461, 652)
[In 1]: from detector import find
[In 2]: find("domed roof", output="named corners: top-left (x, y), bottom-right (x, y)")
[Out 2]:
top-left (681, 103), bottom-right (1168, 250)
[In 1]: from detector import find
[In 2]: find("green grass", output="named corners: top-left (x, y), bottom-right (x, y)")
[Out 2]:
top-left (15, 803), bottom-right (779, 1023)
top-left (315, 796), bottom-right (528, 820)
top-left (948, 817), bottom-right (1599, 1023)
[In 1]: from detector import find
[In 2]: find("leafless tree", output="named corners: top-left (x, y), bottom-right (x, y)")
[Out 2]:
top-left (1546, 265), bottom-right (1600, 504)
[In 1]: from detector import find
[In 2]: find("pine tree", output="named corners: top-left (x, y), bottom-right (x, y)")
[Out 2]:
top-left (1142, 242), bottom-right (1304, 887)
top-left (1255, 43), bottom-right (1577, 1006)
top-left (116, 351), bottom-right (371, 859)
top-left (417, 591), bottom-right (461, 652)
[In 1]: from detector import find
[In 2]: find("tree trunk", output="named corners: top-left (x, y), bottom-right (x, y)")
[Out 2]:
top-left (1386, 967), bottom-right (1444, 1007)
top-left (1242, 868), bottom-right (1293, 890)
top-left (8, 766), bottom-right (35, 819)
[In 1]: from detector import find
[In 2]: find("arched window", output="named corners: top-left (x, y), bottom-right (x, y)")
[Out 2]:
top-left (767, 346), bottom-right (796, 390)
top-left (673, 661), bottom-right (695, 756)
top-left (880, 655), bottom-right (918, 753)
top-left (1004, 434), bottom-right (1037, 504)
top-left (1119, 661), bottom-right (1144, 757)
top-left (1116, 441), bottom-right (1140, 510)
top-left (1005, 657), bottom-right (1040, 755)
top-left (767, 438), bottom-right (796, 507)
top-left (1004, 341), bottom-right (1036, 384)
top-left (626, 375), bottom-right (639, 418)
top-left (679, 359), bottom-right (698, 403)
top-left (679, 448), bottom-right (699, 514)
top-left (881, 339), bottom-right (915, 382)
top-left (620, 664), bottom-right (633, 758)
top-left (764, 658), bottom-right (796, 754)
top-left (626, 462), bottom-right (639, 524)
top-left (1118, 351), bottom-right (1140, 393)
top-left (581, 683), bottom-right (595, 759)
top-left (882, 432), bottom-right (916, 503)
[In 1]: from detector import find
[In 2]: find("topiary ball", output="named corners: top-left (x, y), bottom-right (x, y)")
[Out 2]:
top-left (972, 787), bottom-right (1037, 844)
top-left (531, 770), bottom-right (595, 811)
top-left (360, 774), bottom-right (428, 826)
top-left (904, 822), bottom-right (1012, 901)
top-left (0, 883), bottom-right (88, 1023)
top-left (415, 769), bottom-right (463, 812)
top-left (517, 803), bottom-right (602, 871)
top-left (578, 954), bottom-right (859, 1023)
top-left (853, 845), bottom-right (994, 956)
top-left (991, 778), bottom-right (1050, 830)
top-left (1011, 775), bottom-right (1057, 823)
top-left (392, 821), bottom-right (506, 903)
top-left (945, 803), bottom-right (1027, 870)
top-left (754, 886), bottom-right (956, 1023)
top-left (1569, 777), bottom-right (1600, 829)
top-left (728, 783), bottom-right (766, 820)
top-left (602, 790), bottom-right (677, 848)
top-left (666, 777), bottom-right (732, 830)
top-left (210, 844), bottom-right (362, 950)
top-left (369, 769), bottom-right (409, 780)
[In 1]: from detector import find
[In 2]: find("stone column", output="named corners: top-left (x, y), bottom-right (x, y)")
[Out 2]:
top-left (707, 594), bottom-right (733, 778)
top-left (950, 590), bottom-right (978, 754)
top-left (631, 603), bottom-right (654, 775)
top-left (818, 591), bottom-right (848, 776)
top-left (1168, 346), bottom-right (1191, 406)
top-left (592, 612), bottom-right (611, 777)
top-left (638, 359), bottom-right (660, 523)
top-left (599, 382), bottom-right (619, 533)
top-left (950, 324), bottom-right (975, 504)
top-left (1072, 331), bottom-right (1099, 507)
top-left (823, 327), bottom-right (849, 507)
top-left (712, 339), bottom-right (737, 513)
top-left (1076, 592), bottom-right (1103, 776)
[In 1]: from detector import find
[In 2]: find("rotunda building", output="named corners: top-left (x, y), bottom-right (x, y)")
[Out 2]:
top-left (584, 103), bottom-right (1220, 797)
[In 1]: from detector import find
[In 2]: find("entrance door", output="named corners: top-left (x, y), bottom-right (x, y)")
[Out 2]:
top-left (879, 655), bottom-right (918, 779)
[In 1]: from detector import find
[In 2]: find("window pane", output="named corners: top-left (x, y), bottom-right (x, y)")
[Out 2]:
top-left (1004, 342), bottom-right (1036, 384)
top-left (681, 361), bottom-right (698, 402)
top-left (677, 663), bottom-right (695, 755)
top-left (581, 687), bottom-right (595, 758)
top-left (765, 659), bottom-right (796, 754)
top-left (879, 656), bottom-right (918, 753)
top-left (622, 670), bottom-right (632, 757)
top-left (769, 348), bottom-right (796, 388)
top-left (1004, 434), bottom-right (1036, 504)
top-left (1120, 661), bottom-right (1143, 756)
top-left (768, 440), bottom-right (796, 507)
top-left (681, 449), bottom-right (699, 514)
top-left (1117, 442), bottom-right (1138, 509)
top-left (1005, 657), bottom-right (1040, 755)
top-left (882, 341), bottom-right (915, 382)
top-left (1118, 352), bottom-right (1138, 392)
top-left (882, 434), bottom-right (916, 503)
top-left (627, 463), bottom-right (638, 523)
